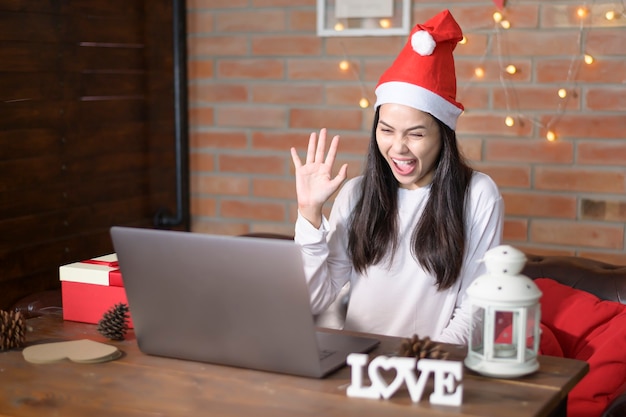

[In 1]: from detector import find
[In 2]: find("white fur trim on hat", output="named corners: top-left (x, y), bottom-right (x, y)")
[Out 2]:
top-left (375, 81), bottom-right (463, 130)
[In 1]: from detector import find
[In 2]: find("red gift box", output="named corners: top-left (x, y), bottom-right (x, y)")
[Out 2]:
top-left (59, 254), bottom-right (133, 328)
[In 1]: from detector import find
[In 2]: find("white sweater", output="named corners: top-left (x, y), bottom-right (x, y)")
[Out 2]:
top-left (295, 171), bottom-right (504, 345)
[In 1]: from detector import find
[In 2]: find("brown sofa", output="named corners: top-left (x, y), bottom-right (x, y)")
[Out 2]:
top-left (522, 254), bottom-right (626, 306)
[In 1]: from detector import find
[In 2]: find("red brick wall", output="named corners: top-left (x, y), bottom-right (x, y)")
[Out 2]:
top-left (186, 0), bottom-right (626, 264)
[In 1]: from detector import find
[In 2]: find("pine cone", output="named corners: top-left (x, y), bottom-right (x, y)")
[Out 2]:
top-left (97, 303), bottom-right (130, 340)
top-left (398, 334), bottom-right (449, 360)
top-left (0, 310), bottom-right (26, 351)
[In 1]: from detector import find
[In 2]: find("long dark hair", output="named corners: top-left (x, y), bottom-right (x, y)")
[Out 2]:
top-left (347, 108), bottom-right (473, 290)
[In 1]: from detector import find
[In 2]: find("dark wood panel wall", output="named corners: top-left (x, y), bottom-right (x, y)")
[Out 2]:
top-left (0, 0), bottom-right (180, 309)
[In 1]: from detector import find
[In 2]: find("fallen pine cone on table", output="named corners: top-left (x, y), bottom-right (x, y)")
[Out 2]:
top-left (97, 303), bottom-right (130, 341)
top-left (0, 310), bottom-right (26, 351)
top-left (398, 334), bottom-right (449, 360)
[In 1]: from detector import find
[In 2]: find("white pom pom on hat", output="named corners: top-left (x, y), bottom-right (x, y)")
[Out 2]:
top-left (411, 31), bottom-right (436, 56)
top-left (375, 10), bottom-right (464, 130)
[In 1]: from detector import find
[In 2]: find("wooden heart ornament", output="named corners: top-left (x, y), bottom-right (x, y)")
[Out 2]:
top-left (22, 339), bottom-right (121, 364)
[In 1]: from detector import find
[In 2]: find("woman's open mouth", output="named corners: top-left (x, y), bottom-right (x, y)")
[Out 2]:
top-left (391, 158), bottom-right (416, 176)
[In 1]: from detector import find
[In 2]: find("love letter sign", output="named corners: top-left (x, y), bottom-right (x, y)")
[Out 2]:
top-left (346, 353), bottom-right (463, 406)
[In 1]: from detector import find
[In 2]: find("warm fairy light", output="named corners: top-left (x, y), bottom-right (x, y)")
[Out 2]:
top-left (339, 60), bottom-right (349, 71)
top-left (605, 10), bottom-right (616, 20)
top-left (379, 19), bottom-right (391, 29)
top-left (359, 98), bottom-right (370, 108)
top-left (334, 22), bottom-right (345, 31)
top-left (459, 36), bottom-right (467, 45)
top-left (471, 3), bottom-right (613, 144)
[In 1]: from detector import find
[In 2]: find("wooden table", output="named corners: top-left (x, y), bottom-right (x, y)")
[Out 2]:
top-left (0, 312), bottom-right (587, 417)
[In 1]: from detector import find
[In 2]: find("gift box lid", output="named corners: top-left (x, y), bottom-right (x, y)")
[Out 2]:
top-left (59, 254), bottom-right (123, 287)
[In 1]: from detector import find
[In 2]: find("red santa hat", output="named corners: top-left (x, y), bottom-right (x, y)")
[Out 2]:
top-left (375, 10), bottom-right (464, 130)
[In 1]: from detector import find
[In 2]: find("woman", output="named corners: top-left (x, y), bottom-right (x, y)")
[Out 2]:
top-left (290, 10), bottom-right (504, 345)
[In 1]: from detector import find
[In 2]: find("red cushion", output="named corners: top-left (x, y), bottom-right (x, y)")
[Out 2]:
top-left (538, 323), bottom-right (563, 357)
top-left (536, 278), bottom-right (626, 417)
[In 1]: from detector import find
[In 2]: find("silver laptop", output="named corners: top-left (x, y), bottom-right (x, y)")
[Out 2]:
top-left (110, 226), bottom-right (379, 378)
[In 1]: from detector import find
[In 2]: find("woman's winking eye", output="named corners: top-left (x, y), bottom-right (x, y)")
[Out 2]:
top-left (408, 130), bottom-right (425, 139)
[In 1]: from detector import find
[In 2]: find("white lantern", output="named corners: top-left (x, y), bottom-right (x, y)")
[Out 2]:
top-left (464, 245), bottom-right (542, 378)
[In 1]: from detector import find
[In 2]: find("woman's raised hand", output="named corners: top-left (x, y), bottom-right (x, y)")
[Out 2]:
top-left (290, 128), bottom-right (348, 228)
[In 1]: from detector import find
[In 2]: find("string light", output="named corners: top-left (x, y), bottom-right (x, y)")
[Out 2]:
top-left (490, 8), bottom-right (518, 133)
top-left (456, 1), bottom-right (616, 142)
top-left (379, 19), bottom-right (391, 29)
top-left (337, 43), bottom-right (371, 109)
top-left (491, 11), bottom-right (511, 28)
top-left (459, 36), bottom-right (468, 45)
top-left (603, 1), bottom-right (626, 21)
top-left (334, 22), bottom-right (345, 31)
